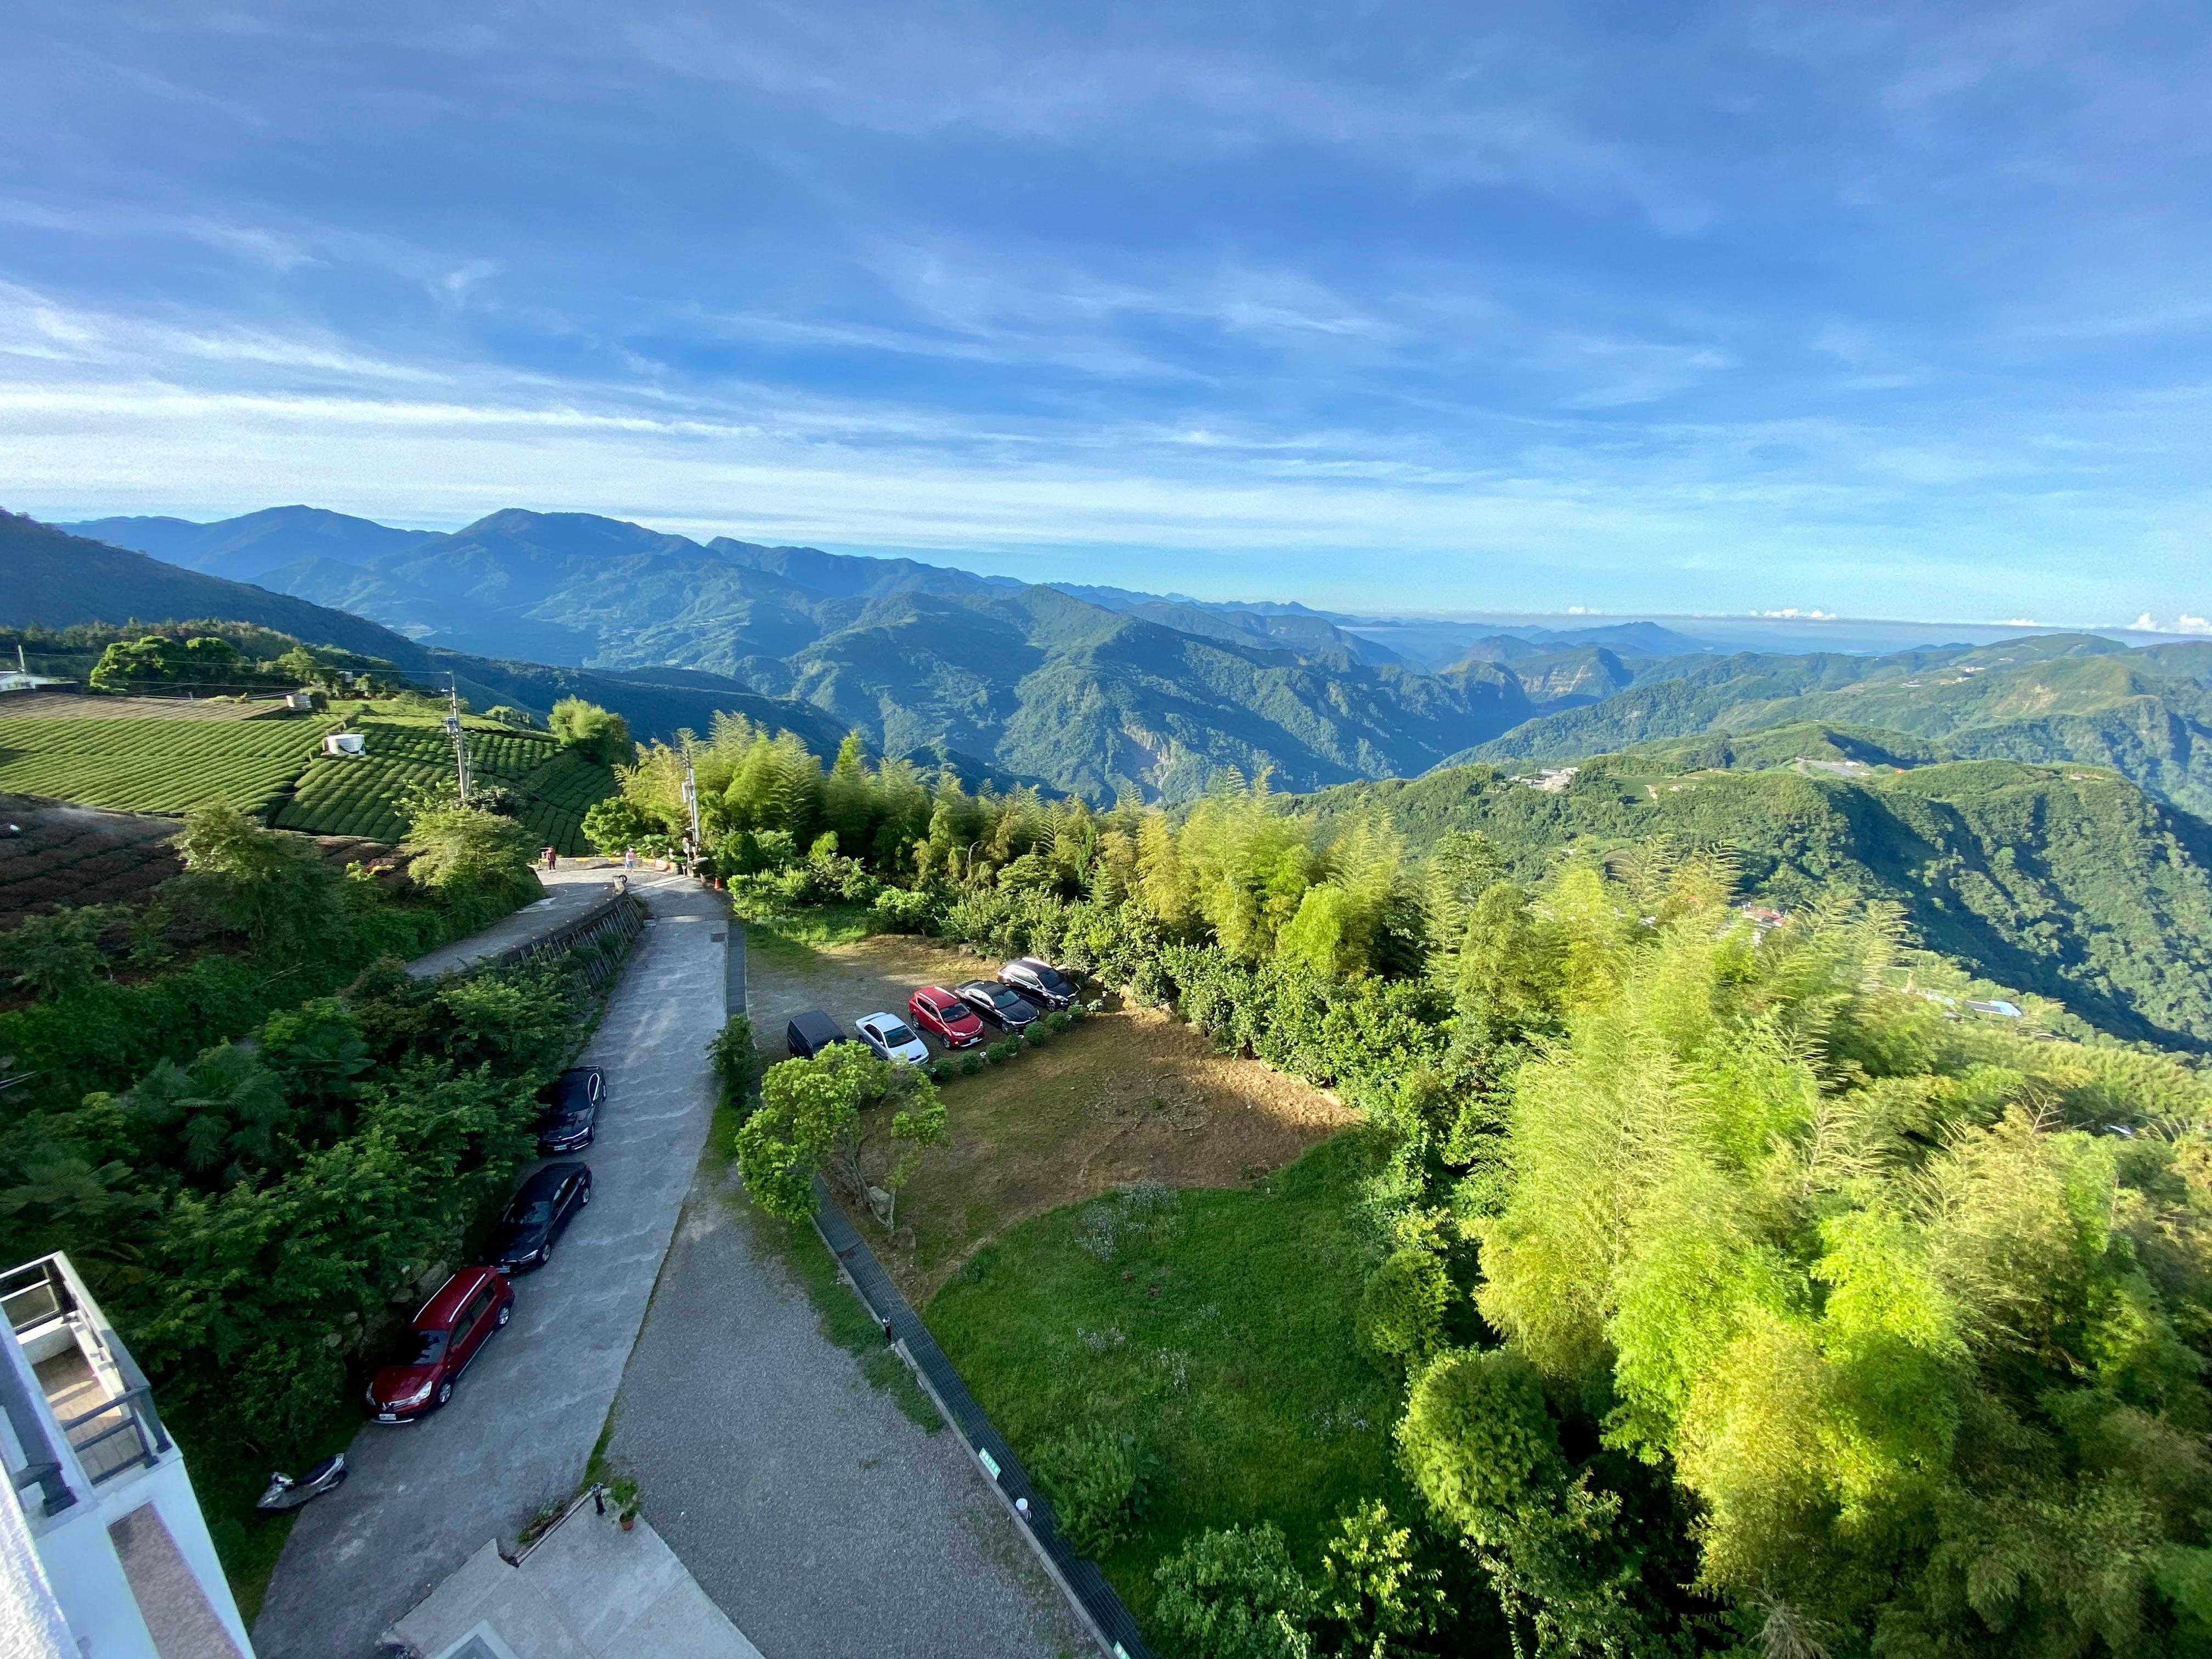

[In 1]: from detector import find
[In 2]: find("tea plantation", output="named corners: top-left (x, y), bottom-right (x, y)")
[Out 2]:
top-left (272, 713), bottom-right (619, 850)
top-left (0, 711), bottom-right (337, 815)
top-left (0, 704), bottom-right (619, 852)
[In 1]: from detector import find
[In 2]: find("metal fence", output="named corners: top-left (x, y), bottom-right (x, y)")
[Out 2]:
top-left (475, 891), bottom-right (645, 988)
top-left (811, 1179), bottom-right (1155, 1659)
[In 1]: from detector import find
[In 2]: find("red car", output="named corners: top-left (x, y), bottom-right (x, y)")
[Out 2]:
top-left (908, 985), bottom-right (986, 1049)
top-left (366, 1266), bottom-right (514, 1423)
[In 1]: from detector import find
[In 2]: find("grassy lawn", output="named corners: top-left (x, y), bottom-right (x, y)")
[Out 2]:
top-left (926, 1132), bottom-right (1403, 1623)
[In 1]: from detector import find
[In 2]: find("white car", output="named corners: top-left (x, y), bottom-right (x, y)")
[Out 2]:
top-left (854, 1012), bottom-right (930, 1066)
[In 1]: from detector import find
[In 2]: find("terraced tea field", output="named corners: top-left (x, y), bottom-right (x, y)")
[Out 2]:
top-left (0, 712), bottom-right (336, 815)
top-left (0, 704), bottom-right (620, 853)
top-left (272, 714), bottom-right (619, 851)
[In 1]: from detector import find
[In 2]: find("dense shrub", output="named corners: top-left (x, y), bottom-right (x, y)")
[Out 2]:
top-left (1037, 1422), bottom-right (1150, 1558)
top-left (708, 1012), bottom-right (757, 1104)
top-left (1153, 1522), bottom-right (1316, 1659)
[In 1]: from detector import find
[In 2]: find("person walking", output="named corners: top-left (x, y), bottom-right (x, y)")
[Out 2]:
top-left (623, 847), bottom-right (637, 872)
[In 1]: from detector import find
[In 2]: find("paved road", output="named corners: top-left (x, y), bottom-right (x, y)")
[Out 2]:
top-left (603, 934), bottom-right (1091, 1659)
top-left (253, 872), bottom-right (729, 1659)
top-left (407, 864), bottom-right (626, 979)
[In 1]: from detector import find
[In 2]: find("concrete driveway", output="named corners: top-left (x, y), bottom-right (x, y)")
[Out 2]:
top-left (407, 863), bottom-right (627, 979)
top-left (253, 872), bottom-right (729, 1659)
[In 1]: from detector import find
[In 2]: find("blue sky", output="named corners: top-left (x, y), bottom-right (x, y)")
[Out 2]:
top-left (3, 1), bottom-right (2209, 625)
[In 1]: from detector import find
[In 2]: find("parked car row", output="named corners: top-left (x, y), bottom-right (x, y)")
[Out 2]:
top-left (786, 957), bottom-right (1084, 1063)
top-left (365, 1066), bottom-right (606, 1424)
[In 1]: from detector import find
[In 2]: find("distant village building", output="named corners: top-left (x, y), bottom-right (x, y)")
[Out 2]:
top-left (1520, 765), bottom-right (1580, 793)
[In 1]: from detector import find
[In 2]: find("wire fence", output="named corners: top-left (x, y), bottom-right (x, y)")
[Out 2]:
top-left (811, 1177), bottom-right (1155, 1659)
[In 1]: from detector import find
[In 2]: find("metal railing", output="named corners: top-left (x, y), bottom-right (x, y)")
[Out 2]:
top-left (1, 1255), bottom-right (171, 1492)
top-left (433, 891), bottom-right (646, 989)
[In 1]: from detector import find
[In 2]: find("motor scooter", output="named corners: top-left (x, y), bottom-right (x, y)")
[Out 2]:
top-left (256, 1453), bottom-right (347, 1512)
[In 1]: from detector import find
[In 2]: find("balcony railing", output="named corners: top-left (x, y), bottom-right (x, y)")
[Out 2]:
top-left (2, 1255), bottom-right (171, 1498)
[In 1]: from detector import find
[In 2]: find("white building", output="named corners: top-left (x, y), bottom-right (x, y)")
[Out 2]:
top-left (0, 1253), bottom-right (254, 1658)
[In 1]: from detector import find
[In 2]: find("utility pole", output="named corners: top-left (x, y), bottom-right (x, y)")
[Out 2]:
top-left (680, 742), bottom-right (703, 868)
top-left (443, 676), bottom-right (472, 804)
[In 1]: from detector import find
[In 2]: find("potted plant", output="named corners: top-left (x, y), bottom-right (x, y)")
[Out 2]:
top-left (607, 1475), bottom-right (641, 1532)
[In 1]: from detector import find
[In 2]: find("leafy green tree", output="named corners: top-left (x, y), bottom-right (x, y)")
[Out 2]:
top-left (708, 1013), bottom-right (757, 1101)
top-left (119, 1043), bottom-right (295, 1188)
top-left (271, 645), bottom-right (329, 686)
top-left (549, 697), bottom-right (634, 765)
top-left (173, 803), bottom-right (341, 955)
top-left (1357, 1245), bottom-right (1452, 1372)
top-left (402, 804), bottom-right (537, 894)
top-left (1318, 1500), bottom-right (1446, 1659)
top-left (1038, 1421), bottom-right (1150, 1558)
top-left (1154, 1522), bottom-right (1317, 1659)
top-left (1453, 883), bottom-right (1564, 1048)
top-left (1398, 1351), bottom-right (1662, 1657)
top-left (257, 998), bottom-right (371, 1144)
top-left (734, 1044), bottom-right (946, 1224)
top-left (0, 906), bottom-right (116, 998)
top-left (582, 793), bottom-right (653, 854)
top-left (87, 633), bottom-right (244, 691)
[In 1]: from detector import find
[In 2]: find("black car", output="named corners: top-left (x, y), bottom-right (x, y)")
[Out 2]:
top-left (490, 1162), bottom-right (592, 1272)
top-left (786, 1009), bottom-right (845, 1060)
top-left (536, 1066), bottom-right (604, 1153)
top-left (998, 957), bottom-right (1077, 1010)
top-left (956, 979), bottom-right (1040, 1033)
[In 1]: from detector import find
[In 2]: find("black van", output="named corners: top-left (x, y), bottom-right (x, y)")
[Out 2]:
top-left (786, 1009), bottom-right (844, 1059)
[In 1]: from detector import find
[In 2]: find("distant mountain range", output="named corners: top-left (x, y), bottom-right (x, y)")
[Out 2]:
top-left (1457, 633), bottom-right (2212, 819)
top-left (1, 513), bottom-right (849, 756)
top-left (30, 503), bottom-right (2212, 817)
top-left (46, 505), bottom-right (1671, 798)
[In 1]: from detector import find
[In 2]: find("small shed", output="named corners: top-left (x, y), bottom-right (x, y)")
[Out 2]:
top-left (322, 732), bottom-right (366, 758)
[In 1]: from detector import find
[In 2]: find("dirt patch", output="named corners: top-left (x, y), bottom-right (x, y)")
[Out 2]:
top-left (0, 693), bottom-right (285, 721)
top-left (0, 795), bottom-right (391, 925)
top-left (740, 926), bottom-right (1359, 1303)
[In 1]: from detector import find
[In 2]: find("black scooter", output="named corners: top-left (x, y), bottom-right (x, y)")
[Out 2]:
top-left (256, 1453), bottom-right (347, 1512)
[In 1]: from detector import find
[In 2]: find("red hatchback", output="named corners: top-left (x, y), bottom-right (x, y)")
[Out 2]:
top-left (366, 1266), bottom-right (514, 1423)
top-left (908, 985), bottom-right (986, 1049)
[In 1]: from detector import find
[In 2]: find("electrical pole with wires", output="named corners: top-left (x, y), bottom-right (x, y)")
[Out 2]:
top-left (442, 676), bottom-right (473, 805)
top-left (680, 742), bottom-right (703, 870)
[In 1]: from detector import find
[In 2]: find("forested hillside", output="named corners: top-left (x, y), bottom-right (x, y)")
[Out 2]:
top-left (1298, 746), bottom-right (2212, 1050)
top-left (52, 503), bottom-right (2212, 816)
top-left (1465, 634), bottom-right (2212, 819)
top-left (0, 517), bottom-right (847, 751)
top-left (58, 507), bottom-right (1563, 798)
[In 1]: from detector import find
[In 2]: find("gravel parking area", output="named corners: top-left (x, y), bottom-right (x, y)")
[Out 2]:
top-left (604, 1149), bottom-right (1092, 1659)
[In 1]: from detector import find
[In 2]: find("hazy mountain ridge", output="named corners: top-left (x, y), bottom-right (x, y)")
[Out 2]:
top-left (1297, 740), bottom-right (2212, 1050)
top-left (57, 505), bottom-right (1562, 798)
top-left (1458, 634), bottom-right (2212, 817)
top-left (2, 512), bottom-right (849, 753)
top-left (48, 503), bottom-right (2212, 811)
